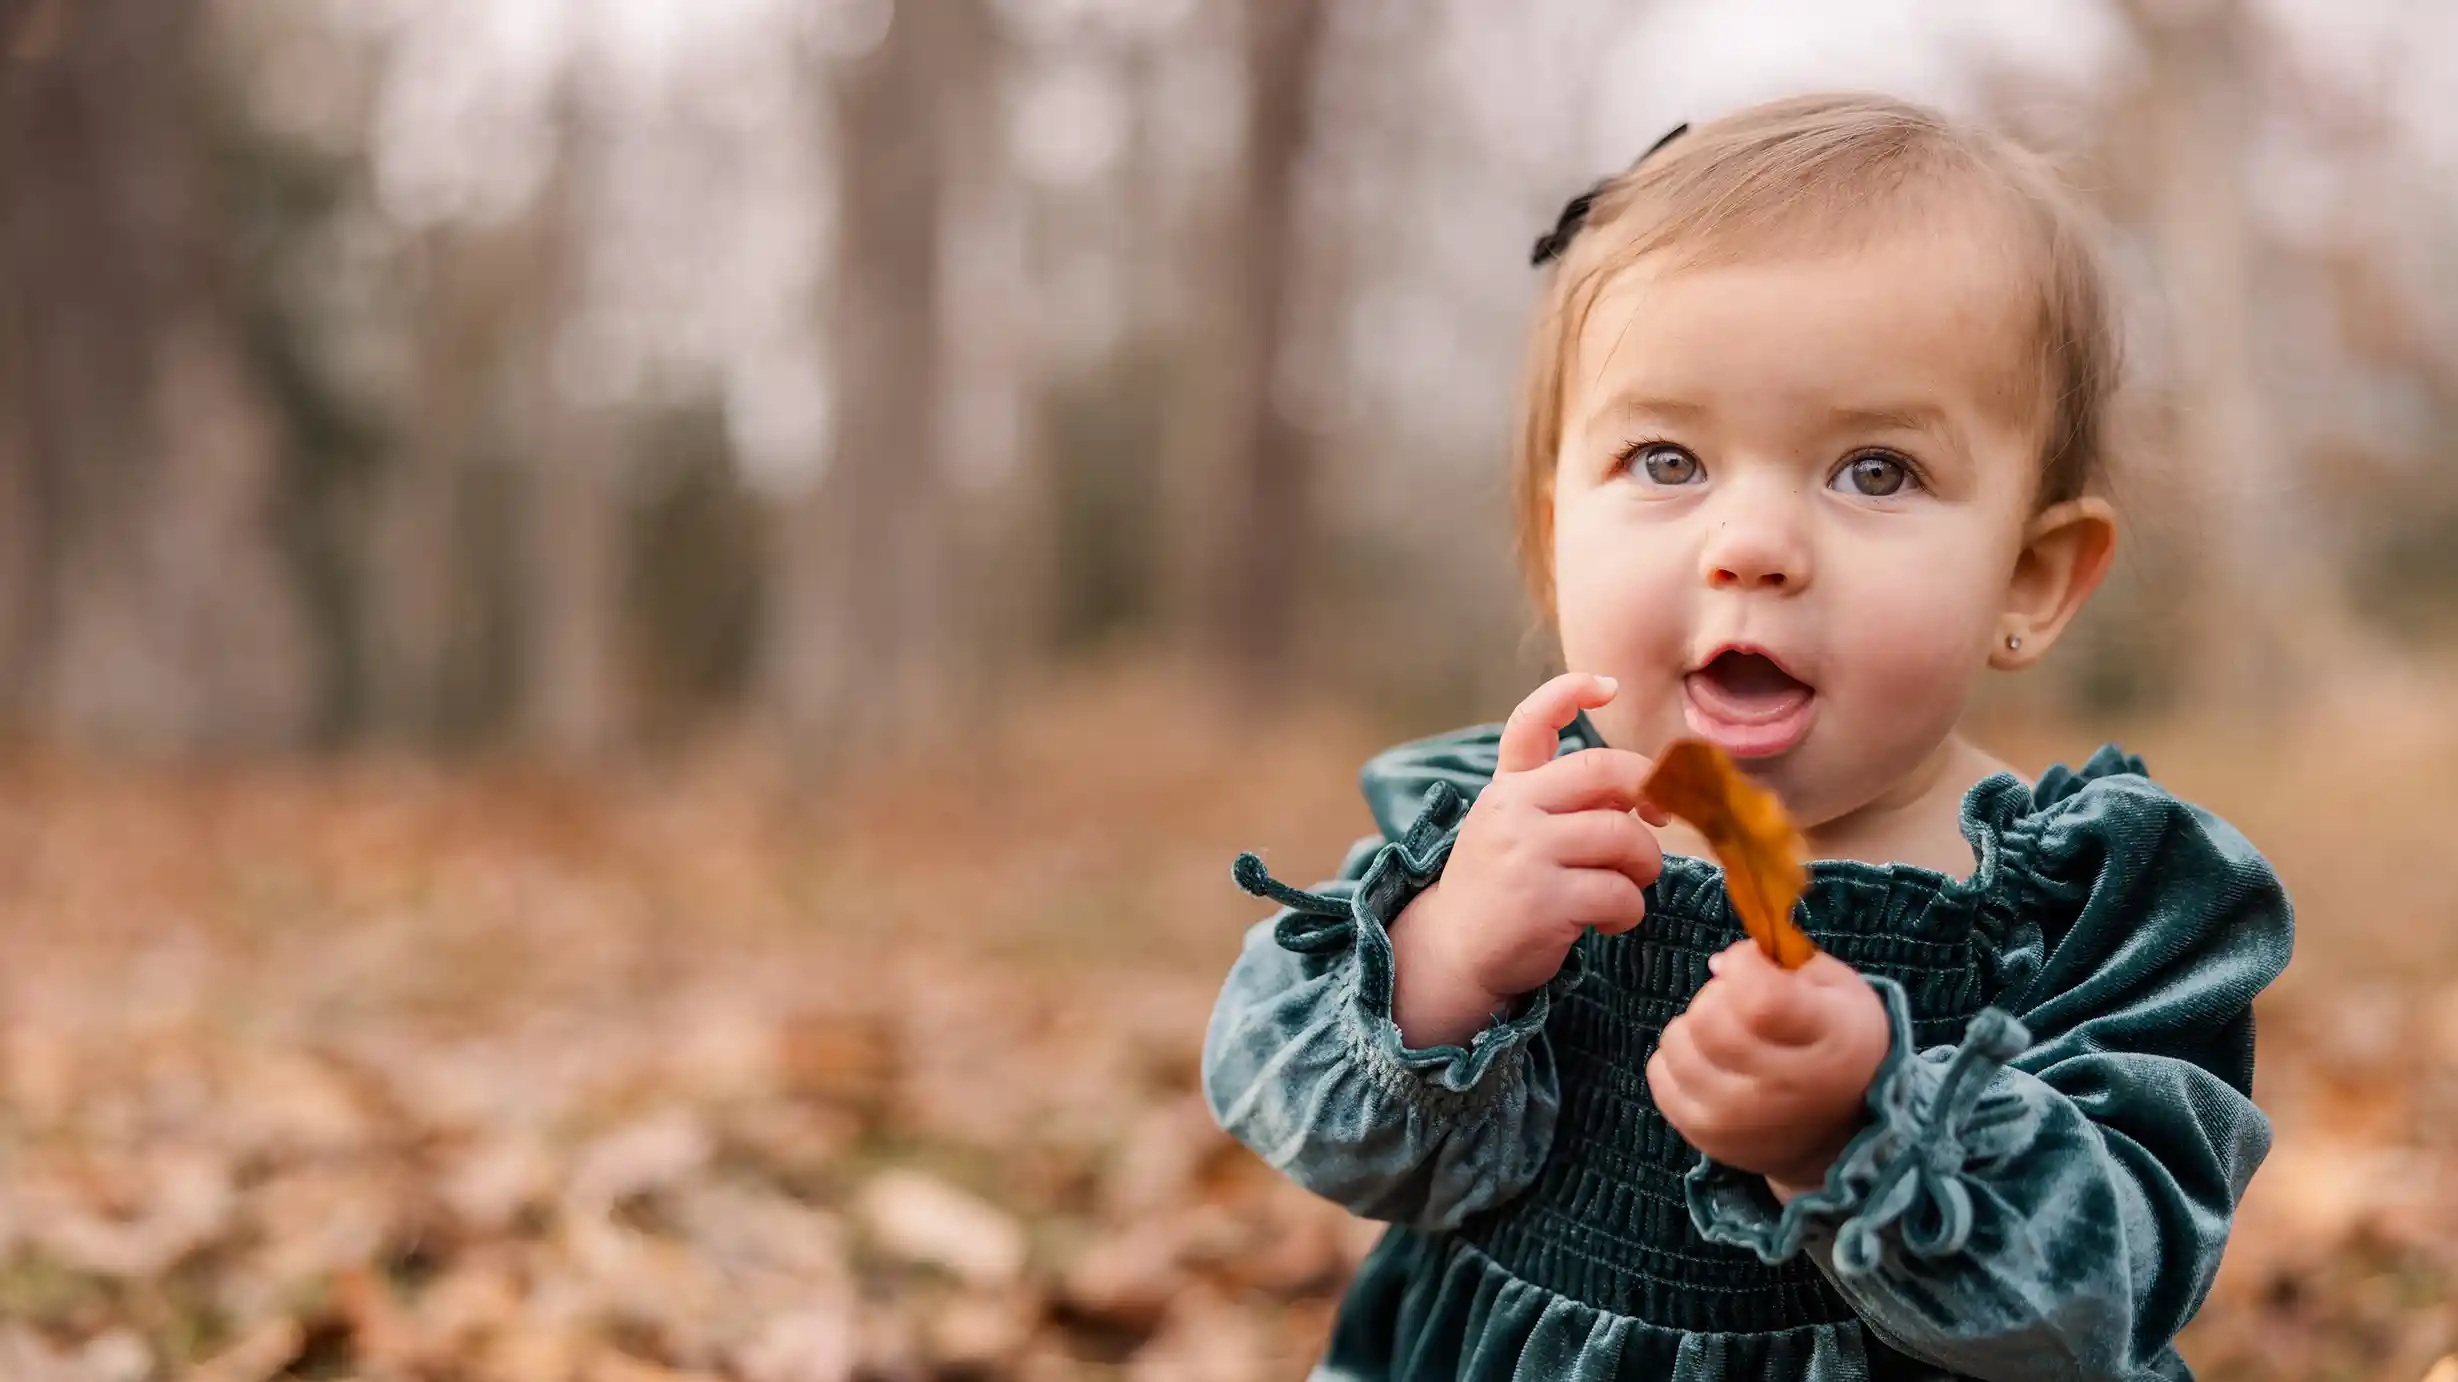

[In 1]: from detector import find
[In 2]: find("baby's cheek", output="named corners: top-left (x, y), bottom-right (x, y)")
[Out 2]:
top-left (1858, 593), bottom-right (1985, 689)
top-left (1824, 565), bottom-right (1992, 753)
top-left (1872, 607), bottom-right (1987, 715)
top-left (1552, 544), bottom-right (1689, 742)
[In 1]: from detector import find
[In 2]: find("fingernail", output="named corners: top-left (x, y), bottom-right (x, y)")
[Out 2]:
top-left (1595, 675), bottom-right (1618, 695)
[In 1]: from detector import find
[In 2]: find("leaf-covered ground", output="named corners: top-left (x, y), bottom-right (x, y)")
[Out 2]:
top-left (1, 671), bottom-right (2453, 1380)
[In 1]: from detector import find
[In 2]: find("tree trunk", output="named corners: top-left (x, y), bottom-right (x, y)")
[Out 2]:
top-left (0, 0), bottom-right (310, 751)
top-left (765, 2), bottom-right (975, 761)
top-left (364, 229), bottom-right (475, 745)
top-left (1170, 0), bottom-right (1328, 708)
top-left (513, 85), bottom-right (624, 760)
top-left (519, 401), bottom-right (623, 758)
top-left (2133, 1), bottom-right (2332, 720)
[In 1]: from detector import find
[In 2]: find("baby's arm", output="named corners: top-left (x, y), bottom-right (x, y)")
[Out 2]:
top-left (1687, 782), bottom-right (2291, 1380)
top-left (1201, 814), bottom-right (1569, 1229)
top-left (1205, 674), bottom-right (1662, 1229)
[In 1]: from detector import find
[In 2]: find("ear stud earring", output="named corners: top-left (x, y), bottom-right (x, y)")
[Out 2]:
top-left (2005, 634), bottom-right (2024, 652)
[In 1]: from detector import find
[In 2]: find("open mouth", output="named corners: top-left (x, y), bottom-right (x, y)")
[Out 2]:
top-left (1682, 648), bottom-right (1817, 759)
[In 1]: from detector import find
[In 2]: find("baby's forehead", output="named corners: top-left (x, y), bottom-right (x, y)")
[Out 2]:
top-left (1568, 223), bottom-right (2048, 438)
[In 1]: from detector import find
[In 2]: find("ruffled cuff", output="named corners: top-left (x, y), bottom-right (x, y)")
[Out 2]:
top-left (1232, 779), bottom-right (1584, 1097)
top-left (1685, 975), bottom-right (2030, 1278)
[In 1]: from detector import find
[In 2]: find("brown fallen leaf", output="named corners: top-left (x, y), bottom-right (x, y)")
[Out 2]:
top-left (442, 1134), bottom-right (558, 1234)
top-left (1236, 1203), bottom-right (1347, 1296)
top-left (569, 1110), bottom-right (712, 1211)
top-left (481, 1322), bottom-right (584, 1382)
top-left (1061, 1219), bottom-right (1190, 1332)
top-left (76, 1329), bottom-right (153, 1382)
top-left (188, 1317), bottom-right (304, 1382)
top-left (925, 1291), bottom-right (1038, 1371)
top-left (1128, 1285), bottom-right (1275, 1382)
top-left (733, 1304), bottom-right (858, 1382)
top-left (335, 1265), bottom-right (423, 1371)
top-left (415, 1257), bottom-right (527, 1355)
top-left (587, 1346), bottom-right (730, 1382)
top-left (1643, 739), bottom-right (1816, 969)
top-left (26, 1148), bottom-right (234, 1279)
top-left (780, 1014), bottom-right (897, 1112)
top-left (854, 1169), bottom-right (1028, 1286)
top-left (1103, 1094), bottom-right (1228, 1218)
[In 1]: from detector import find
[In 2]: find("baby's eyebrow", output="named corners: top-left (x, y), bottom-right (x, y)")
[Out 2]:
top-left (1829, 402), bottom-right (1953, 439)
top-left (1583, 394), bottom-right (1709, 432)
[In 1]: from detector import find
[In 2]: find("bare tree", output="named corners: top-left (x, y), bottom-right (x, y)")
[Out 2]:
top-left (511, 79), bottom-right (625, 759)
top-left (764, 1), bottom-right (987, 759)
top-left (364, 226), bottom-right (479, 744)
top-left (0, 0), bottom-right (310, 750)
top-left (2125, 0), bottom-right (2347, 718)
top-left (1168, 0), bottom-right (1329, 706)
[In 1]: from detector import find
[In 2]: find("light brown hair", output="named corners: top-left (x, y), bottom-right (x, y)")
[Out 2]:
top-left (1514, 93), bottom-right (2121, 615)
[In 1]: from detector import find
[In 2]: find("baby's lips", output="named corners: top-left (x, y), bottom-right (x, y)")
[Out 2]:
top-left (1683, 666), bottom-right (1814, 727)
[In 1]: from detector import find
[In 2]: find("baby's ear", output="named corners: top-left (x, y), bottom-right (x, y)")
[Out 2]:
top-left (1994, 498), bottom-right (2117, 670)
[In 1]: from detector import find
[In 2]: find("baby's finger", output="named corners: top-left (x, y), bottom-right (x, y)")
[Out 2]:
top-left (1705, 937), bottom-right (1761, 979)
top-left (1714, 941), bottom-right (1823, 1046)
top-left (1544, 809), bottom-right (1664, 891)
top-left (1644, 1044), bottom-right (1695, 1126)
top-left (1649, 1024), bottom-right (1755, 1140)
top-left (1520, 747), bottom-right (1658, 814)
top-left (1680, 985), bottom-right (1761, 1071)
top-left (1496, 673), bottom-right (1618, 775)
top-left (1559, 869), bottom-right (1650, 933)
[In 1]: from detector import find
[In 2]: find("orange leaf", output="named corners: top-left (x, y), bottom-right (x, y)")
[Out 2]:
top-left (1643, 739), bottom-right (1817, 969)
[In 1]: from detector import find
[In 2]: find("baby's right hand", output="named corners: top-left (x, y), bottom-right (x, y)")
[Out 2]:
top-left (1389, 673), bottom-right (1667, 1049)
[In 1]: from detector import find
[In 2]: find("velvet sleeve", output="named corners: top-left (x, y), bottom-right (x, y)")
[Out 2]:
top-left (1203, 725), bottom-right (1590, 1231)
top-left (1688, 766), bottom-right (2292, 1380)
top-left (1200, 777), bottom-right (1582, 1230)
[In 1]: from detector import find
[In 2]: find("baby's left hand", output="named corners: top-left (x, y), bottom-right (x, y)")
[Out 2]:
top-left (1648, 940), bottom-right (1892, 1199)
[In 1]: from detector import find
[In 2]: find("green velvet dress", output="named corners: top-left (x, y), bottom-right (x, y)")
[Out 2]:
top-left (1203, 715), bottom-right (2291, 1380)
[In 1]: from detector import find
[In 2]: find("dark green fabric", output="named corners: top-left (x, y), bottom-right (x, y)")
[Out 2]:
top-left (1202, 716), bottom-right (2292, 1381)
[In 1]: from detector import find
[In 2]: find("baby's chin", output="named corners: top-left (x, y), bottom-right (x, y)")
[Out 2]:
top-left (1725, 743), bottom-right (1849, 824)
top-left (1747, 720), bottom-right (1968, 835)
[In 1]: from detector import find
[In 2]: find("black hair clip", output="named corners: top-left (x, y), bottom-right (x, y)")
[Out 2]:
top-left (1529, 122), bottom-right (1689, 268)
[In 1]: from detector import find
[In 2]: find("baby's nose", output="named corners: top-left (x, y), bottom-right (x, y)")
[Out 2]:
top-left (1700, 510), bottom-right (1812, 592)
top-left (1707, 559), bottom-right (1792, 590)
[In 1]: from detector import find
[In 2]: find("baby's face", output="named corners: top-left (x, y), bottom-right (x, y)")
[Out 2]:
top-left (1551, 225), bottom-right (2044, 829)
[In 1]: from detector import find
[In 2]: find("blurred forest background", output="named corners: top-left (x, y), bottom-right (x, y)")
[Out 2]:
top-left (2, 0), bottom-right (2456, 1379)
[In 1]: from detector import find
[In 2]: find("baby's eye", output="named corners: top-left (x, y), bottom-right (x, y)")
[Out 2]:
top-left (1832, 451), bottom-right (1918, 498)
top-left (1624, 443), bottom-right (1704, 486)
